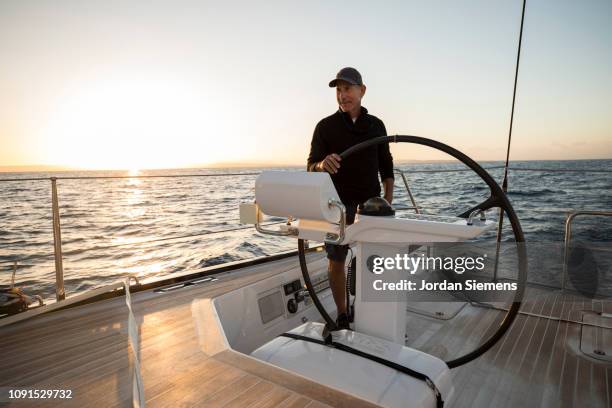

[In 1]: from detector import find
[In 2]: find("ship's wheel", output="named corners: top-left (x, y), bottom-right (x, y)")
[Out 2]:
top-left (298, 135), bottom-right (527, 368)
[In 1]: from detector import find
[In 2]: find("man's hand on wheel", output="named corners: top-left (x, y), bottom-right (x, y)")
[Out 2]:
top-left (317, 154), bottom-right (342, 174)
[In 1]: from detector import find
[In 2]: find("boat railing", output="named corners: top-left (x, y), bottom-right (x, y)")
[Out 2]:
top-left (394, 169), bottom-right (420, 213)
top-left (2, 171), bottom-right (265, 302)
top-left (0, 165), bottom-right (610, 305)
top-left (561, 210), bottom-right (612, 291)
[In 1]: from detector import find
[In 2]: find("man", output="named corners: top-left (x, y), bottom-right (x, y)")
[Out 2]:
top-left (307, 67), bottom-right (394, 330)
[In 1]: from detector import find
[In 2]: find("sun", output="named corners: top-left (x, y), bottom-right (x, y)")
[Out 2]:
top-left (38, 75), bottom-right (237, 170)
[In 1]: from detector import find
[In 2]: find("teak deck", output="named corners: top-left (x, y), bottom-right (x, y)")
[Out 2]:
top-left (1, 252), bottom-right (611, 407)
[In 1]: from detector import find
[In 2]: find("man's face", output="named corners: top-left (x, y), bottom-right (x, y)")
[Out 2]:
top-left (336, 81), bottom-right (366, 113)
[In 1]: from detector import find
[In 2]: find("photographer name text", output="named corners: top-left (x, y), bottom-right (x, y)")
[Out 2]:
top-left (373, 279), bottom-right (518, 291)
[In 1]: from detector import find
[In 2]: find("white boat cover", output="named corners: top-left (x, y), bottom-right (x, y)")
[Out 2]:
top-left (251, 322), bottom-right (454, 408)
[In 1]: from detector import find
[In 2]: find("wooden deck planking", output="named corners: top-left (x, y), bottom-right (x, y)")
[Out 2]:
top-left (0, 255), bottom-right (330, 356)
top-left (591, 363), bottom-right (610, 408)
top-left (506, 291), bottom-right (561, 407)
top-left (221, 380), bottom-right (276, 408)
top-left (3, 305), bottom-right (202, 387)
top-left (196, 374), bottom-right (261, 407)
top-left (2, 248), bottom-right (612, 407)
top-left (277, 394), bottom-right (312, 408)
top-left (144, 358), bottom-right (244, 408)
top-left (1, 252), bottom-right (349, 408)
top-left (493, 290), bottom-right (558, 407)
top-left (468, 299), bottom-right (539, 407)
top-left (442, 308), bottom-right (506, 407)
top-left (405, 287), bottom-right (612, 408)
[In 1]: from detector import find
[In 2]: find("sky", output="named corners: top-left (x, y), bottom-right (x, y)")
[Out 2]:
top-left (0, 0), bottom-right (610, 170)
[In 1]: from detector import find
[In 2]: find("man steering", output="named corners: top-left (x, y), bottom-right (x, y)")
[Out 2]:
top-left (307, 67), bottom-right (394, 330)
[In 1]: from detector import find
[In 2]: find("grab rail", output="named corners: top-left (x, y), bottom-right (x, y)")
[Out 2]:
top-left (394, 169), bottom-right (420, 214)
top-left (561, 210), bottom-right (612, 291)
top-left (51, 178), bottom-right (65, 301)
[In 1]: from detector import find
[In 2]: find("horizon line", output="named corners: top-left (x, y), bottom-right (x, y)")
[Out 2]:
top-left (0, 157), bottom-right (610, 173)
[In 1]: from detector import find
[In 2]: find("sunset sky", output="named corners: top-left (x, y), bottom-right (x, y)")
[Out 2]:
top-left (0, 0), bottom-right (610, 170)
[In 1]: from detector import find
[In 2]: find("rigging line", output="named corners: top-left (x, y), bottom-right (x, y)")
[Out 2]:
top-left (2, 166), bottom-right (608, 183)
top-left (503, 0), bottom-right (528, 190)
top-left (395, 166), bottom-right (506, 174)
top-left (507, 167), bottom-right (611, 173)
top-left (400, 166), bottom-right (611, 174)
top-left (494, 0), bottom-right (527, 280)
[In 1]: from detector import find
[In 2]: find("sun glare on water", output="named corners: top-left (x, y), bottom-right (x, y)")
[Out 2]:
top-left (40, 76), bottom-right (234, 170)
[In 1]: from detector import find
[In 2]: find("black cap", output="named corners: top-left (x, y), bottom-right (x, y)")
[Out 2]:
top-left (329, 67), bottom-right (363, 87)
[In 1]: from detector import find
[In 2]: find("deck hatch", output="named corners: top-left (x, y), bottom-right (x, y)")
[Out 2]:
top-left (580, 311), bottom-right (612, 362)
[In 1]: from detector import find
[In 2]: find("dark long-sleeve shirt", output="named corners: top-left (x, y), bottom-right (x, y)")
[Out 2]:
top-left (307, 107), bottom-right (394, 204)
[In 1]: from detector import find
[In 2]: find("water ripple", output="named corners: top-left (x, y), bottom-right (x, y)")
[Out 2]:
top-left (0, 161), bottom-right (610, 303)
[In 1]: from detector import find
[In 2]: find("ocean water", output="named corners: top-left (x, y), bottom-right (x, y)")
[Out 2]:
top-left (0, 159), bottom-right (610, 303)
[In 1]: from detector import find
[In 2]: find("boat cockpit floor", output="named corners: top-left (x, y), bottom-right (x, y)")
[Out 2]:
top-left (1, 251), bottom-right (611, 407)
top-left (408, 287), bottom-right (612, 407)
top-left (0, 253), bottom-right (367, 408)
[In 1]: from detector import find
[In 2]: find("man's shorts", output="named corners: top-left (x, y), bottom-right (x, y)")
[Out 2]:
top-left (324, 201), bottom-right (361, 262)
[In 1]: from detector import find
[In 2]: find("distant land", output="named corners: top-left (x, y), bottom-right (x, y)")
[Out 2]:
top-left (0, 158), bottom-right (609, 173)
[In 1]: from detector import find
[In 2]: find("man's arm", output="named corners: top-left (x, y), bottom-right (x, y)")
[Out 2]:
top-left (377, 121), bottom-right (394, 203)
top-left (307, 123), bottom-right (325, 172)
top-left (307, 122), bottom-right (342, 173)
top-left (382, 177), bottom-right (394, 204)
